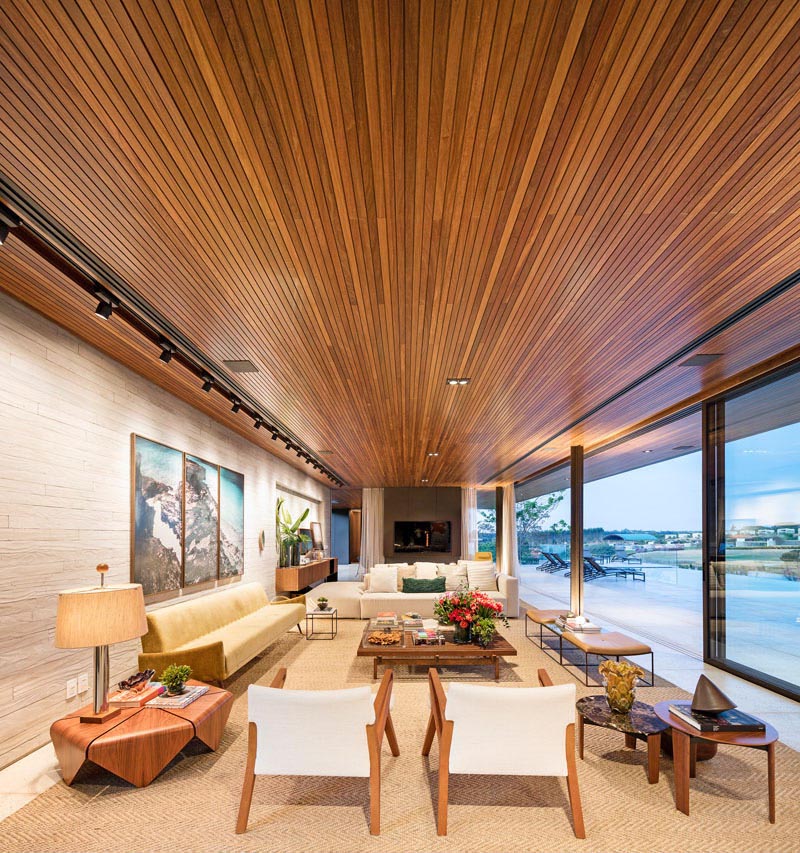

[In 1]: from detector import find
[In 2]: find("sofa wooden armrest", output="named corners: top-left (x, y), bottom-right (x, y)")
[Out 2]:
top-left (138, 641), bottom-right (226, 684)
top-left (270, 594), bottom-right (306, 607)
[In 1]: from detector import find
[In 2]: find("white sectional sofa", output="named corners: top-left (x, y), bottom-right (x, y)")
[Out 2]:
top-left (307, 560), bottom-right (519, 619)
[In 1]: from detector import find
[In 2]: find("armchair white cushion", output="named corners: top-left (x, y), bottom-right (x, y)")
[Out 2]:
top-left (248, 684), bottom-right (374, 777)
top-left (445, 682), bottom-right (575, 776)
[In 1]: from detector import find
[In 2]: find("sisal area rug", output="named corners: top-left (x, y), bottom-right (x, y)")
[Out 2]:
top-left (1, 615), bottom-right (798, 853)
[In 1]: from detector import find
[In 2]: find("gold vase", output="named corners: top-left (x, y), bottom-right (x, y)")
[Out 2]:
top-left (604, 672), bottom-right (637, 713)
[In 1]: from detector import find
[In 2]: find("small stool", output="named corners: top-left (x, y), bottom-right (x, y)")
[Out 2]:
top-left (525, 607), bottom-right (567, 647)
top-left (561, 631), bottom-right (654, 686)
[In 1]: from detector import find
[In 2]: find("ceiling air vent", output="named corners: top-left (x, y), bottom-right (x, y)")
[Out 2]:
top-left (223, 359), bottom-right (259, 373)
top-left (672, 445), bottom-right (697, 451)
top-left (679, 353), bottom-right (722, 367)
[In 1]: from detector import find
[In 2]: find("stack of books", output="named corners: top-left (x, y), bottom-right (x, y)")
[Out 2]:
top-left (372, 612), bottom-right (399, 628)
top-left (556, 615), bottom-right (601, 633)
top-left (146, 685), bottom-right (209, 710)
top-left (108, 682), bottom-right (165, 707)
top-left (411, 629), bottom-right (446, 646)
top-left (668, 701), bottom-right (765, 732)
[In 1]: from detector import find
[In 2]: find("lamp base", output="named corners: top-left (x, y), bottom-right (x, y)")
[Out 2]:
top-left (80, 707), bottom-right (120, 725)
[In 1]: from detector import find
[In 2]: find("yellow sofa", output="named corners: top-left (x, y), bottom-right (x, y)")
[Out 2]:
top-left (138, 582), bottom-right (305, 684)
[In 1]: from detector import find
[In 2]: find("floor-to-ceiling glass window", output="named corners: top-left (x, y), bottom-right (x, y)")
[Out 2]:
top-left (476, 489), bottom-right (497, 559)
top-left (706, 368), bottom-right (800, 698)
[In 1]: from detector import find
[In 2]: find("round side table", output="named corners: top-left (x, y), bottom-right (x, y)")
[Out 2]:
top-left (653, 701), bottom-right (778, 822)
top-left (576, 695), bottom-right (668, 783)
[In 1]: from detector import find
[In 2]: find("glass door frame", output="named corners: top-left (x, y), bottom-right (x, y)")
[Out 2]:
top-left (702, 360), bottom-right (800, 702)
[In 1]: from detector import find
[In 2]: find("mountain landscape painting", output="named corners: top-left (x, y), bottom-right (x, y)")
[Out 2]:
top-left (184, 455), bottom-right (220, 585)
top-left (132, 436), bottom-right (183, 596)
top-left (220, 467), bottom-right (245, 577)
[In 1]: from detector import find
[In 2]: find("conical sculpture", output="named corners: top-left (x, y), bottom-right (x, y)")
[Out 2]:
top-left (691, 674), bottom-right (737, 714)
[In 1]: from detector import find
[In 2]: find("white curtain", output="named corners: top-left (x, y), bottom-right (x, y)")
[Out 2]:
top-left (499, 485), bottom-right (519, 576)
top-left (460, 487), bottom-right (478, 560)
top-left (359, 487), bottom-right (384, 573)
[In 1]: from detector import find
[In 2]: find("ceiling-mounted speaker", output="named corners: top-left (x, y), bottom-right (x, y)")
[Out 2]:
top-left (691, 674), bottom-right (736, 714)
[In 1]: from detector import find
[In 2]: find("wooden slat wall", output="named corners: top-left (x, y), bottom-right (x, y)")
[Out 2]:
top-left (1, 1), bottom-right (800, 488)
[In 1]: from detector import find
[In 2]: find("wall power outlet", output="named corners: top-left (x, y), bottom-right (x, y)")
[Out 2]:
top-left (77, 673), bottom-right (89, 693)
top-left (66, 678), bottom-right (78, 699)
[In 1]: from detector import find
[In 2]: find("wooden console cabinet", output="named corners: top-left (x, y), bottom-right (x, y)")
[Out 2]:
top-left (275, 557), bottom-right (338, 596)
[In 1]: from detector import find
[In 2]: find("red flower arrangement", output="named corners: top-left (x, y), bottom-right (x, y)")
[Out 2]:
top-left (433, 588), bottom-right (509, 646)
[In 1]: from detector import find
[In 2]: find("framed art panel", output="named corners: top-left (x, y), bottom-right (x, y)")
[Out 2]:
top-left (219, 467), bottom-right (245, 577)
top-left (184, 454), bottom-right (220, 586)
top-left (131, 435), bottom-right (183, 596)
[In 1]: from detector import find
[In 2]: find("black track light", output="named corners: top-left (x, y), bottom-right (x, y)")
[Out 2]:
top-left (0, 223), bottom-right (8, 245)
top-left (158, 339), bottom-right (175, 363)
top-left (296, 449), bottom-right (303, 458)
top-left (270, 431), bottom-right (279, 441)
top-left (254, 418), bottom-right (263, 430)
top-left (201, 374), bottom-right (213, 392)
top-left (94, 299), bottom-right (113, 319)
top-left (231, 400), bottom-right (241, 413)
top-left (284, 442), bottom-right (292, 451)
top-left (0, 205), bottom-right (20, 246)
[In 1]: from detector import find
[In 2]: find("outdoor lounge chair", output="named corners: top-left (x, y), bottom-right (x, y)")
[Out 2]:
top-left (539, 552), bottom-right (566, 573)
top-left (585, 556), bottom-right (645, 582)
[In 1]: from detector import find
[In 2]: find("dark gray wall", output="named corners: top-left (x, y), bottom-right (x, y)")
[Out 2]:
top-left (383, 487), bottom-right (461, 562)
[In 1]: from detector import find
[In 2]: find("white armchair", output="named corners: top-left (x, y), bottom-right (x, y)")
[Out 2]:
top-left (422, 667), bottom-right (585, 838)
top-left (236, 667), bottom-right (399, 836)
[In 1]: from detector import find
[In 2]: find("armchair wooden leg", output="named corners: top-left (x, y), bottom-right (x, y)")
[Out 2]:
top-left (235, 723), bottom-right (258, 834)
top-left (369, 762), bottom-right (381, 835)
top-left (422, 712), bottom-right (436, 756)
top-left (565, 724), bottom-right (586, 839)
top-left (437, 762), bottom-right (449, 836)
top-left (385, 712), bottom-right (400, 756)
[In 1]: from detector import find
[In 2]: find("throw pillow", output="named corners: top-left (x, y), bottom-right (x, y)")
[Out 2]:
top-left (466, 562), bottom-right (497, 591)
top-left (396, 564), bottom-right (416, 591)
top-left (402, 576), bottom-right (446, 593)
top-left (370, 564), bottom-right (399, 593)
top-left (415, 562), bottom-right (439, 579)
top-left (437, 563), bottom-right (467, 591)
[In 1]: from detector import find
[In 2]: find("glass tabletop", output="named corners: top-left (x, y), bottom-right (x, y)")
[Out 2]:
top-left (576, 695), bottom-right (669, 736)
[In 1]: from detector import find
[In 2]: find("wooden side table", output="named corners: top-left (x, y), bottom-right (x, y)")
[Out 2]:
top-left (653, 701), bottom-right (779, 823)
top-left (50, 680), bottom-right (233, 787)
top-left (576, 696), bottom-right (668, 783)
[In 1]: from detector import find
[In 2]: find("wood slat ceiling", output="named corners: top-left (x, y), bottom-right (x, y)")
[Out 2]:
top-left (2, 0), bottom-right (800, 487)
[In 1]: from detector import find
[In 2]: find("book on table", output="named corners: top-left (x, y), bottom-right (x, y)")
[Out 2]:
top-left (145, 685), bottom-right (209, 709)
top-left (108, 683), bottom-right (165, 707)
top-left (667, 701), bottom-right (766, 732)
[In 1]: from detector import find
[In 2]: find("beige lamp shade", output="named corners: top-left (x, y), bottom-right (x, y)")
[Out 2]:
top-left (55, 584), bottom-right (147, 648)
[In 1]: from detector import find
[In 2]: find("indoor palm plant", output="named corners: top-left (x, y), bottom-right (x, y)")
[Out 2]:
top-left (276, 497), bottom-right (311, 567)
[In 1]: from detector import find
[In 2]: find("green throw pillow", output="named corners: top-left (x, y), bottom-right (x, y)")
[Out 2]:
top-left (402, 576), bottom-right (446, 593)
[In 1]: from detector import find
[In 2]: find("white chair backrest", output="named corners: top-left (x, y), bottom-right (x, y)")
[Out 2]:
top-left (445, 682), bottom-right (576, 776)
top-left (248, 684), bottom-right (375, 777)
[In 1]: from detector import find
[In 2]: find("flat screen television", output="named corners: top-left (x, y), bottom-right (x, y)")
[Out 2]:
top-left (394, 521), bottom-right (451, 553)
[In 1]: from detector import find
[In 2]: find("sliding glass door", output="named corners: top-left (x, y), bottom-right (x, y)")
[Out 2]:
top-left (705, 367), bottom-right (800, 699)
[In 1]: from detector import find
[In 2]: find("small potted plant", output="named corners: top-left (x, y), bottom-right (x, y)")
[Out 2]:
top-left (159, 663), bottom-right (192, 696)
top-left (316, 596), bottom-right (330, 611)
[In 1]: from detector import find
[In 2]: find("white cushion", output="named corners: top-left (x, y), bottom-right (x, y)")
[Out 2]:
top-left (445, 682), bottom-right (575, 776)
top-left (466, 562), bottom-right (497, 591)
top-left (248, 684), bottom-right (374, 777)
top-left (415, 562), bottom-right (439, 579)
top-left (370, 564), bottom-right (399, 593)
top-left (437, 563), bottom-right (467, 591)
top-left (396, 565), bottom-right (417, 591)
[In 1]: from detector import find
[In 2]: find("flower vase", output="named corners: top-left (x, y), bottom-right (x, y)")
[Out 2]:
top-left (604, 672), bottom-right (637, 713)
top-left (453, 624), bottom-right (471, 644)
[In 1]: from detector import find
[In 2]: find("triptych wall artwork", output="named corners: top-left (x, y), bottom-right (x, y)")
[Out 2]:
top-left (131, 435), bottom-right (245, 596)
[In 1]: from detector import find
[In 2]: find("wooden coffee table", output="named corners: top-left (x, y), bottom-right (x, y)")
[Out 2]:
top-left (50, 680), bottom-right (233, 787)
top-left (356, 624), bottom-right (517, 680)
top-left (653, 701), bottom-right (779, 822)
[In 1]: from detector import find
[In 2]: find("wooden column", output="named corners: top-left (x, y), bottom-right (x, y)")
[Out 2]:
top-left (570, 446), bottom-right (584, 616)
top-left (495, 487), bottom-right (504, 568)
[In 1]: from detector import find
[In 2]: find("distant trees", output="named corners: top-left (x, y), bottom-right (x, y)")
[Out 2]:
top-left (516, 493), bottom-right (565, 562)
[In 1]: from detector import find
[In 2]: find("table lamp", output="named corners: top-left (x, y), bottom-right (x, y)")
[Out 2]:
top-left (55, 564), bottom-right (147, 724)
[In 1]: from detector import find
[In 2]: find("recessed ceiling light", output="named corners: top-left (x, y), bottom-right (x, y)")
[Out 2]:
top-left (446, 378), bottom-right (470, 385)
top-left (223, 358), bottom-right (259, 373)
top-left (421, 478), bottom-right (429, 483)
top-left (642, 449), bottom-right (653, 453)
top-left (427, 452), bottom-right (439, 457)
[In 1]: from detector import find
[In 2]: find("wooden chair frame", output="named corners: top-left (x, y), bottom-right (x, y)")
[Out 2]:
top-left (422, 667), bottom-right (585, 838)
top-left (236, 667), bottom-right (400, 836)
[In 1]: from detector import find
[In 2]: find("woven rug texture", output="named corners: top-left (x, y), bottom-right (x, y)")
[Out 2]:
top-left (1, 614), bottom-right (797, 853)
